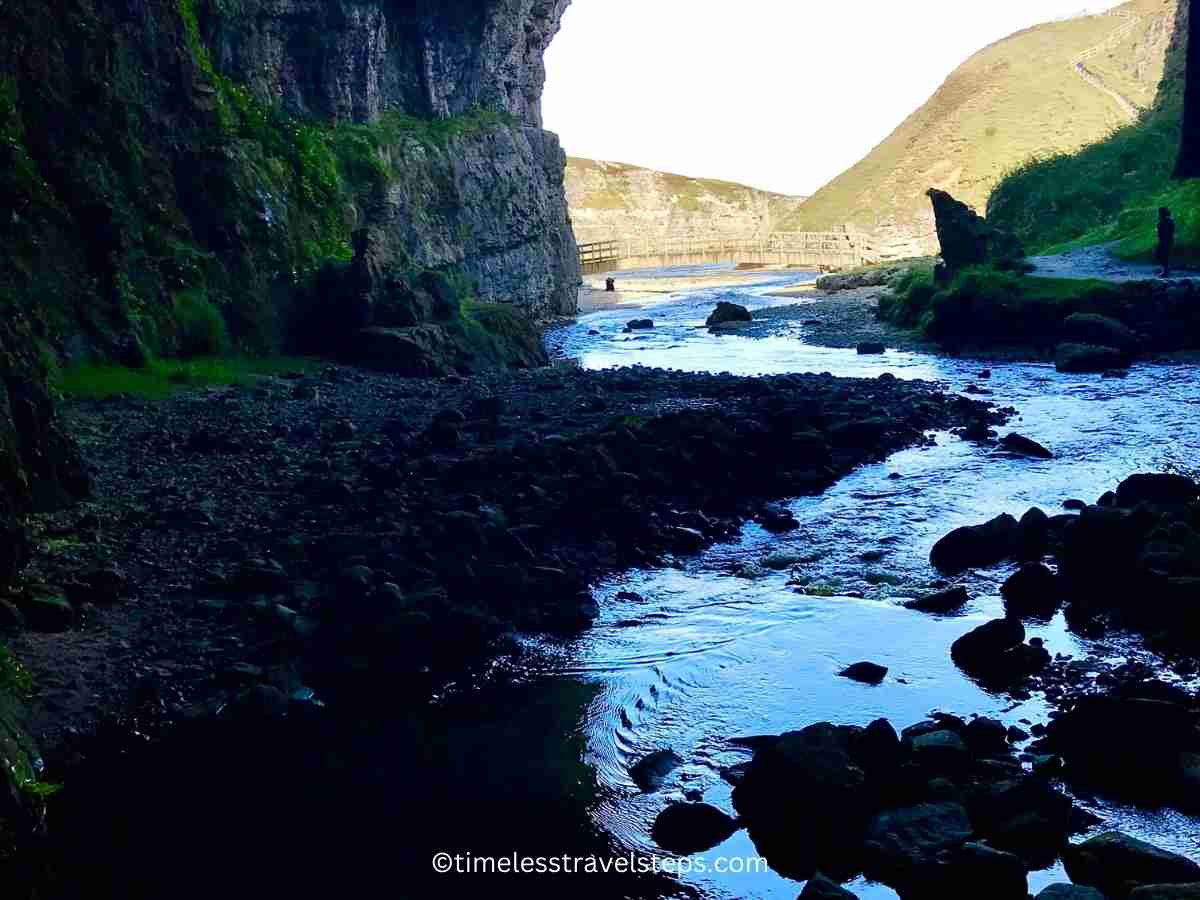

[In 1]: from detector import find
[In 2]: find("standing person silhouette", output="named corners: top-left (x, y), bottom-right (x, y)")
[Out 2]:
top-left (1157, 207), bottom-right (1176, 277)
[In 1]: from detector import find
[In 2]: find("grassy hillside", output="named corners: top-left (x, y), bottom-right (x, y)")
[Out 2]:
top-left (987, 1), bottom-right (1194, 263)
top-left (778, 0), bottom-right (1177, 254)
top-left (565, 157), bottom-right (807, 244)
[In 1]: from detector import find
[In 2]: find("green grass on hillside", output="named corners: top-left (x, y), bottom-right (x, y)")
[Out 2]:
top-left (978, 0), bottom-right (1196, 267)
top-left (878, 266), bottom-right (1122, 345)
top-left (780, 0), bottom-right (1175, 237)
top-left (52, 356), bottom-right (317, 400)
top-left (1033, 177), bottom-right (1200, 267)
top-left (987, 110), bottom-right (1182, 255)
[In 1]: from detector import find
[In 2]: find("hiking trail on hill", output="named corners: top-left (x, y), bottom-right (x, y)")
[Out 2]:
top-left (1029, 241), bottom-right (1200, 282)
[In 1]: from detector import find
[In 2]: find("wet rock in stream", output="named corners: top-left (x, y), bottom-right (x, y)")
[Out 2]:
top-left (630, 748), bottom-right (683, 793)
top-left (650, 802), bottom-right (739, 854)
top-left (801, 873), bottom-right (860, 898)
top-left (728, 711), bottom-right (1083, 897)
top-left (950, 617), bottom-right (1050, 684)
top-left (929, 471), bottom-right (1200, 659)
top-left (1064, 832), bottom-right (1200, 896)
top-left (840, 661), bottom-right (889, 685)
top-left (903, 586), bottom-right (971, 614)
top-left (930, 514), bottom-right (1023, 574)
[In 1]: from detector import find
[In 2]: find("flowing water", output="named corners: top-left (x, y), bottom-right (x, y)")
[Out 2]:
top-left (521, 264), bottom-right (1200, 898)
top-left (58, 265), bottom-right (1200, 900)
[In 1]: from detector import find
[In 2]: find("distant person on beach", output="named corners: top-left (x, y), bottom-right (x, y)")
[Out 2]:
top-left (1157, 207), bottom-right (1176, 277)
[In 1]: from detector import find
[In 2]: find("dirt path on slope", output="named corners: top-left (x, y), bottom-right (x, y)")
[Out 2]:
top-left (1029, 241), bottom-right (1200, 283)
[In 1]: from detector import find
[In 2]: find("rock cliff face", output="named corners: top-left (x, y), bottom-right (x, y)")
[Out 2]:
top-left (201, 0), bottom-right (580, 319)
top-left (566, 157), bottom-right (808, 246)
top-left (0, 0), bottom-right (577, 360)
top-left (0, 0), bottom-right (579, 587)
top-left (207, 0), bottom-right (566, 128)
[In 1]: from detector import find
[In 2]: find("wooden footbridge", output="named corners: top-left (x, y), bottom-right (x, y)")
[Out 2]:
top-left (577, 229), bottom-right (877, 275)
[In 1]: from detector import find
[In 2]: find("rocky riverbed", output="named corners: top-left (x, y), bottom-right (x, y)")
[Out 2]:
top-left (8, 268), bottom-right (1200, 899)
top-left (5, 363), bottom-right (991, 754)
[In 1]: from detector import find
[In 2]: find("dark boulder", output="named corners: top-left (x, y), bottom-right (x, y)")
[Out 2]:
top-left (626, 318), bottom-right (655, 331)
top-left (0, 376), bottom-right (90, 593)
top-left (1055, 343), bottom-right (1130, 374)
top-left (930, 514), bottom-right (1021, 574)
top-left (969, 776), bottom-right (1075, 862)
top-left (758, 503), bottom-right (800, 533)
top-left (856, 342), bottom-right (886, 355)
top-left (733, 723), bottom-right (870, 877)
top-left (352, 325), bottom-right (458, 378)
top-left (853, 718), bottom-right (902, 773)
top-left (1064, 833), bottom-right (1200, 896)
top-left (1000, 433), bottom-right (1054, 459)
top-left (0, 518), bottom-right (29, 589)
top-left (1043, 694), bottom-right (1200, 802)
top-left (630, 749), bottom-right (683, 793)
top-left (706, 302), bottom-right (753, 328)
top-left (651, 803), bottom-right (739, 854)
top-left (927, 188), bottom-right (1024, 271)
top-left (800, 873), bottom-right (859, 898)
top-left (863, 801), bottom-right (974, 875)
top-left (1129, 886), bottom-right (1200, 899)
top-left (904, 586), bottom-right (970, 614)
top-left (66, 564), bottom-right (129, 606)
top-left (0, 599), bottom-right (26, 632)
top-left (840, 662), bottom-right (888, 685)
top-left (236, 558), bottom-right (291, 594)
top-left (963, 717), bottom-right (1010, 755)
top-left (1035, 885), bottom-right (1107, 900)
top-left (1019, 507), bottom-right (1052, 559)
top-left (908, 730), bottom-right (972, 773)
top-left (951, 618), bottom-right (1048, 682)
top-left (1001, 563), bottom-right (1062, 619)
top-left (1063, 313), bottom-right (1141, 352)
top-left (1058, 504), bottom-right (1156, 598)
top-left (17, 593), bottom-right (74, 632)
top-left (921, 842), bottom-right (1028, 900)
top-left (1115, 473), bottom-right (1200, 508)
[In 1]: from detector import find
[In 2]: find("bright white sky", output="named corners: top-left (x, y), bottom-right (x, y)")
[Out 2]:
top-left (543, 1), bottom-right (1125, 196)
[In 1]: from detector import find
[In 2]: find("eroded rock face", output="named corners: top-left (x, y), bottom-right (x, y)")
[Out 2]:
top-left (1, 324), bottom-right (91, 588)
top-left (205, 0), bottom-right (581, 321)
top-left (926, 189), bottom-right (1024, 271)
top-left (0, 0), bottom-right (580, 369)
top-left (208, 0), bottom-right (570, 128)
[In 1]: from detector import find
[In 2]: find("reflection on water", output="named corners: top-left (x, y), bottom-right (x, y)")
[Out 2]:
top-left (531, 265), bottom-right (1200, 898)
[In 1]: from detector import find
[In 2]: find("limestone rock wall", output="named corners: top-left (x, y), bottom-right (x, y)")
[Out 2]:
top-left (0, 0), bottom-right (578, 590)
top-left (204, 0), bottom-right (580, 317)
top-left (566, 158), bottom-right (808, 246)
top-left (0, 0), bottom-right (578, 368)
top-left (207, 0), bottom-right (569, 128)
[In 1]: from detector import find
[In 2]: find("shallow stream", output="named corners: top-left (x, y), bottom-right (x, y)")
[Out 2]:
top-left (527, 264), bottom-right (1200, 898)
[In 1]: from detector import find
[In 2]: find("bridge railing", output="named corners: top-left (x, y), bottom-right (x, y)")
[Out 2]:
top-left (579, 239), bottom-right (622, 265)
top-left (579, 230), bottom-right (875, 270)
